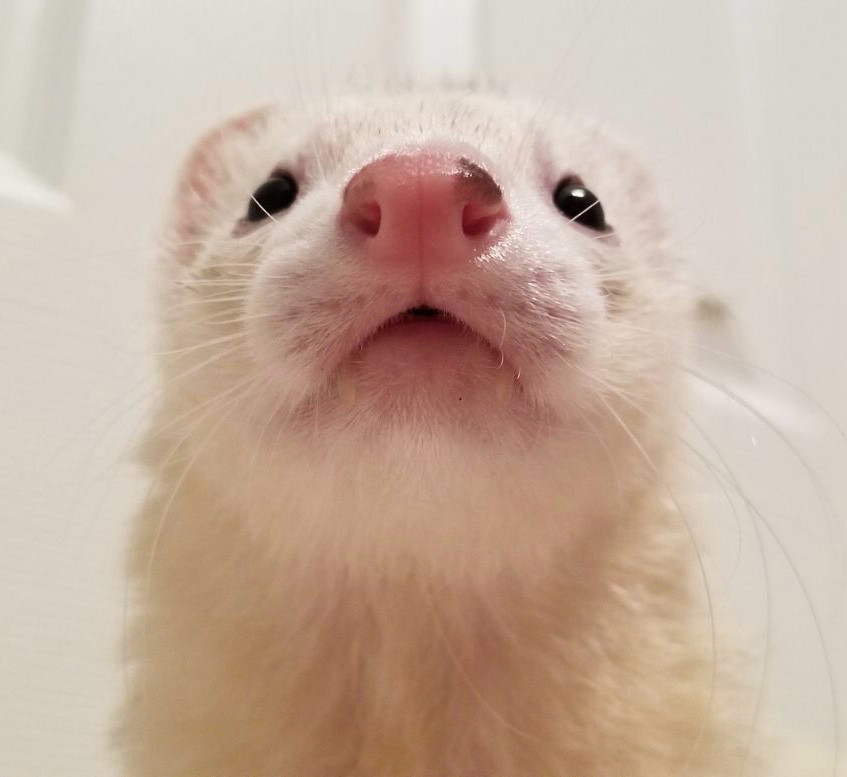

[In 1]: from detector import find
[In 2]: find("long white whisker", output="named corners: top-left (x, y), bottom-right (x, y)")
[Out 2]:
top-left (575, 368), bottom-right (718, 770)
top-left (686, 367), bottom-right (843, 559)
top-left (677, 416), bottom-right (773, 774)
top-left (420, 580), bottom-right (541, 744)
top-left (139, 377), bottom-right (258, 646)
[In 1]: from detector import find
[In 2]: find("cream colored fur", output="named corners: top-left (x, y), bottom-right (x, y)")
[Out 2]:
top-left (118, 90), bottom-right (749, 776)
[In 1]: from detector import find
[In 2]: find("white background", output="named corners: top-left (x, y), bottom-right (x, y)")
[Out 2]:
top-left (1, 1), bottom-right (844, 775)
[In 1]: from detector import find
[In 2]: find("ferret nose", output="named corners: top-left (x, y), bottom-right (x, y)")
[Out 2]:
top-left (340, 150), bottom-right (508, 269)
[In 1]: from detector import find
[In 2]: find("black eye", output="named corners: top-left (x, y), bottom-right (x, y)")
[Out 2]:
top-left (553, 177), bottom-right (608, 232)
top-left (246, 173), bottom-right (298, 222)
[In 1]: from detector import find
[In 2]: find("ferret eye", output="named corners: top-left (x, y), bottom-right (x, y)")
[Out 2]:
top-left (246, 173), bottom-right (298, 222)
top-left (553, 177), bottom-right (608, 232)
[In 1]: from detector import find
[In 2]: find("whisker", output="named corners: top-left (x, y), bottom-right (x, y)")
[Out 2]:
top-left (420, 579), bottom-right (541, 744)
top-left (687, 414), bottom-right (841, 777)
top-left (139, 375), bottom-right (261, 648)
top-left (154, 330), bottom-right (251, 358)
top-left (608, 319), bottom-right (847, 446)
top-left (143, 372), bottom-right (262, 448)
top-left (686, 367), bottom-right (843, 558)
top-left (679, 412), bottom-right (774, 777)
top-left (571, 363), bottom-right (719, 769)
top-left (51, 339), bottom-right (256, 479)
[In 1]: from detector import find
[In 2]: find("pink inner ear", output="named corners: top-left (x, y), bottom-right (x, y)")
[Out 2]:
top-left (171, 107), bottom-right (270, 260)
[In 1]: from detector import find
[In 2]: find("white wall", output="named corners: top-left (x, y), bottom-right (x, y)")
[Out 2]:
top-left (1, 2), bottom-right (844, 774)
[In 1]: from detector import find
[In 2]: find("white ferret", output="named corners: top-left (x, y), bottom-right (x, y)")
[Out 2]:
top-left (118, 89), bottom-right (749, 776)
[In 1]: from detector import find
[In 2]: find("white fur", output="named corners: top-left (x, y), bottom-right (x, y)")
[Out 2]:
top-left (118, 89), bottom-right (749, 775)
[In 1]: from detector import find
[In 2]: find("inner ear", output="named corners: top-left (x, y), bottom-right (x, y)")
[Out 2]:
top-left (169, 106), bottom-right (272, 263)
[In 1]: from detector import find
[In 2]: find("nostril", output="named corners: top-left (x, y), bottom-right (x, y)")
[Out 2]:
top-left (462, 200), bottom-right (506, 237)
top-left (342, 170), bottom-right (382, 236)
top-left (350, 200), bottom-right (381, 236)
top-left (354, 200), bottom-right (382, 237)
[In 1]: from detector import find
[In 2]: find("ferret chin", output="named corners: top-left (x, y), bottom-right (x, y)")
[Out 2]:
top-left (118, 89), bottom-right (751, 777)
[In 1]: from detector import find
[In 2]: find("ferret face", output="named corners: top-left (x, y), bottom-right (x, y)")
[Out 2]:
top-left (156, 91), bottom-right (684, 555)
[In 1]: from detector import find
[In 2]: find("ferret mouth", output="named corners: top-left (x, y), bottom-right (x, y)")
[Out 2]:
top-left (377, 305), bottom-right (454, 328)
top-left (405, 305), bottom-right (442, 318)
top-left (358, 305), bottom-right (493, 350)
top-left (332, 302), bottom-right (520, 406)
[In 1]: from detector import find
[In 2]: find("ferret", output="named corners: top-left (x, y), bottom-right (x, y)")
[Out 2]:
top-left (118, 89), bottom-right (749, 776)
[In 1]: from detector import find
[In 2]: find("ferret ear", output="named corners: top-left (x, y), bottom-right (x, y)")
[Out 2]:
top-left (168, 106), bottom-right (271, 262)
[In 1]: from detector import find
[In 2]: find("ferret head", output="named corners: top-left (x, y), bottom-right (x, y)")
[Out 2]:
top-left (154, 90), bottom-right (685, 574)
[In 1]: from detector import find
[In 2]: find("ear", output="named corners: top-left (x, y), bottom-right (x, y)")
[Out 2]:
top-left (168, 106), bottom-right (271, 262)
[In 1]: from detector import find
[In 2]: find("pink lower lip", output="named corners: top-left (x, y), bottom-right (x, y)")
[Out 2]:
top-left (355, 315), bottom-right (498, 371)
top-left (366, 315), bottom-right (474, 347)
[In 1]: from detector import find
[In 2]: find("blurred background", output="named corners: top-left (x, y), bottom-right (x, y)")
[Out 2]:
top-left (0, 1), bottom-right (845, 774)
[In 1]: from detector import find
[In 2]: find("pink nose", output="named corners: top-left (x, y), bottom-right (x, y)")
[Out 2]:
top-left (340, 150), bottom-right (508, 269)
